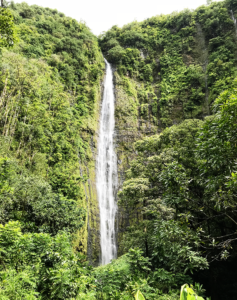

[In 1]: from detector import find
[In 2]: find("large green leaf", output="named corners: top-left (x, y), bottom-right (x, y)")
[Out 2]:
top-left (135, 290), bottom-right (145, 300)
top-left (180, 284), bottom-right (205, 300)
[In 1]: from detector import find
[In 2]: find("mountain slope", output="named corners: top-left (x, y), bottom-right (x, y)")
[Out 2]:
top-left (0, 2), bottom-right (104, 262)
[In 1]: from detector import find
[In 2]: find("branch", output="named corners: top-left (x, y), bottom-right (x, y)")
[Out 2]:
top-left (225, 213), bottom-right (237, 226)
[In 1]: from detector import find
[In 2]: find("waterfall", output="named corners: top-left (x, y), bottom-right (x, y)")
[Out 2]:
top-left (96, 59), bottom-right (118, 265)
top-left (231, 10), bottom-right (237, 37)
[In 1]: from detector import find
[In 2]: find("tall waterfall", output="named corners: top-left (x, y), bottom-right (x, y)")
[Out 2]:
top-left (96, 59), bottom-right (118, 265)
top-left (231, 10), bottom-right (237, 37)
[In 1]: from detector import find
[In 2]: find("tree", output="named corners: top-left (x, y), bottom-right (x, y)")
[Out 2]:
top-left (0, 7), bottom-right (17, 48)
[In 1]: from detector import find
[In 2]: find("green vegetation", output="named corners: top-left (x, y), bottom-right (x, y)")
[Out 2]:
top-left (0, 1), bottom-right (104, 253)
top-left (0, 2), bottom-right (105, 298)
top-left (0, 6), bottom-right (18, 48)
top-left (0, 0), bottom-right (237, 299)
top-left (99, 0), bottom-right (237, 298)
top-left (4, 2), bottom-right (105, 260)
top-left (99, 0), bottom-right (237, 126)
top-left (116, 63), bottom-right (237, 300)
top-left (0, 0), bottom-right (104, 291)
top-left (180, 284), bottom-right (207, 300)
top-left (0, 221), bottom-right (89, 299)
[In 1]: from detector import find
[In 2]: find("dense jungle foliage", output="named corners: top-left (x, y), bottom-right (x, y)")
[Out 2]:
top-left (0, 3), bottom-right (105, 299)
top-left (0, 1), bottom-right (103, 233)
top-left (99, 0), bottom-right (237, 127)
top-left (100, 0), bottom-right (237, 299)
top-left (118, 84), bottom-right (237, 299)
top-left (0, 0), bottom-right (237, 299)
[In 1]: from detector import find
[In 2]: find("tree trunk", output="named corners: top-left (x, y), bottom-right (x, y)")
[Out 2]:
top-left (1, 0), bottom-right (3, 8)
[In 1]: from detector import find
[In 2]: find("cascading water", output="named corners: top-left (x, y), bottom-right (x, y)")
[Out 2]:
top-left (96, 59), bottom-right (118, 265)
top-left (231, 10), bottom-right (237, 37)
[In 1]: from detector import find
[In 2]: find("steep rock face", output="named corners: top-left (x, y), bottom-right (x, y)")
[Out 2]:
top-left (73, 79), bottom-right (104, 265)
top-left (100, 0), bottom-right (237, 255)
top-left (114, 72), bottom-right (162, 255)
top-left (0, 2), bottom-right (105, 264)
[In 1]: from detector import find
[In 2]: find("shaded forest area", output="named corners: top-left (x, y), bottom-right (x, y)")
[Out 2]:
top-left (0, 0), bottom-right (237, 299)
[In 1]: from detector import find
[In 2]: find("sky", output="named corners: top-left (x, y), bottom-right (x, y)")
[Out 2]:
top-left (13, 0), bottom-right (223, 35)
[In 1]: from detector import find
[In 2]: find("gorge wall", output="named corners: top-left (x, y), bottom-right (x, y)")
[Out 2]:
top-left (1, 1), bottom-right (237, 299)
top-left (99, 0), bottom-right (237, 255)
top-left (2, 0), bottom-right (237, 265)
top-left (0, 2), bottom-right (104, 265)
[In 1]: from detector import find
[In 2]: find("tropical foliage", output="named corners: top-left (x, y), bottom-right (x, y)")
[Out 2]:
top-left (0, 2), bottom-right (103, 235)
top-left (0, 0), bottom-right (237, 299)
top-left (117, 71), bottom-right (237, 299)
top-left (99, 0), bottom-right (237, 127)
top-left (0, 7), bottom-right (18, 48)
top-left (0, 3), bottom-right (104, 297)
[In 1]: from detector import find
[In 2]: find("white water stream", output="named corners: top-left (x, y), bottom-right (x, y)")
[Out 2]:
top-left (96, 59), bottom-right (118, 265)
top-left (231, 10), bottom-right (237, 37)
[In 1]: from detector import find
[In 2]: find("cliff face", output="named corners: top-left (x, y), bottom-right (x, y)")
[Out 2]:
top-left (99, 0), bottom-right (237, 255)
top-left (0, 2), bottom-right (104, 264)
top-left (113, 73), bottom-right (160, 255)
top-left (72, 79), bottom-right (103, 265)
top-left (75, 74), bottom-right (108, 265)
top-left (3, 0), bottom-right (237, 264)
